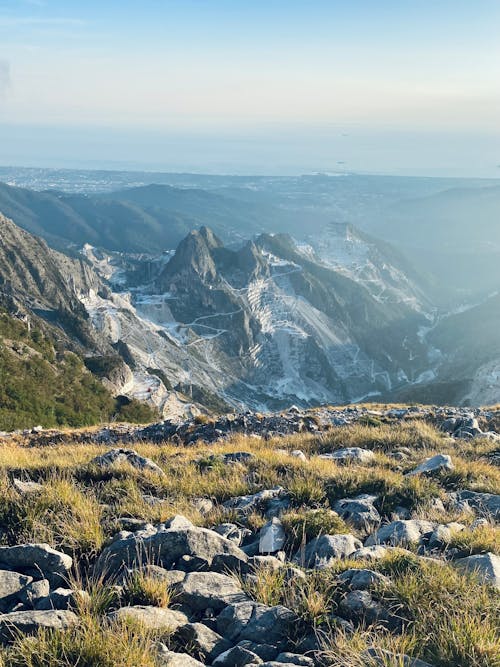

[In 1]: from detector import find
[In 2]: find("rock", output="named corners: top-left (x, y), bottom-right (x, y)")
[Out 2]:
top-left (35, 587), bottom-right (88, 611)
top-left (319, 448), bottom-right (375, 464)
top-left (212, 645), bottom-right (263, 665)
top-left (363, 648), bottom-right (435, 666)
top-left (455, 491), bottom-right (500, 519)
top-left (0, 571), bottom-right (32, 612)
top-left (217, 601), bottom-right (297, 644)
top-left (350, 545), bottom-right (390, 561)
top-left (223, 488), bottom-right (286, 516)
top-left (0, 609), bottom-right (78, 644)
top-left (164, 515), bottom-right (195, 530)
top-left (213, 523), bottom-right (248, 546)
top-left (12, 479), bottom-right (43, 495)
top-left (18, 579), bottom-right (50, 608)
top-left (455, 552), bottom-right (500, 589)
top-left (130, 565), bottom-right (186, 587)
top-left (295, 534), bottom-right (362, 569)
top-left (0, 544), bottom-right (72, 587)
top-left (333, 495), bottom-right (380, 532)
top-left (173, 622), bottom-right (232, 662)
top-left (275, 653), bottom-right (315, 666)
top-left (365, 520), bottom-right (435, 547)
top-left (178, 572), bottom-right (248, 611)
top-left (339, 590), bottom-right (388, 626)
top-left (238, 641), bottom-right (279, 661)
top-left (290, 451), bottom-right (307, 461)
top-left (156, 645), bottom-right (206, 667)
top-left (407, 454), bottom-right (453, 476)
top-left (338, 569), bottom-right (390, 590)
top-left (109, 605), bottom-right (188, 631)
top-left (259, 518), bottom-right (286, 554)
top-left (428, 523), bottom-right (465, 548)
top-left (193, 498), bottom-right (215, 515)
top-left (90, 448), bottom-right (165, 476)
top-left (95, 521), bottom-right (247, 577)
top-left (223, 452), bottom-right (254, 464)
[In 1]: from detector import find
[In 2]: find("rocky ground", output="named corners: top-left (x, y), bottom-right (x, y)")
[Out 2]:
top-left (0, 406), bottom-right (498, 666)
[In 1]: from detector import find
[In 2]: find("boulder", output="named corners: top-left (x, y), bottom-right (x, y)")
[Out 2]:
top-left (338, 569), bottom-right (390, 591)
top-left (0, 544), bottom-right (72, 587)
top-left (319, 448), bottom-right (375, 464)
top-left (295, 534), bottom-right (362, 569)
top-left (173, 622), bottom-right (232, 662)
top-left (0, 570), bottom-right (32, 612)
top-left (12, 479), bottom-right (43, 495)
top-left (223, 488), bottom-right (286, 516)
top-left (89, 448), bottom-right (165, 476)
top-left (275, 653), bottom-right (315, 666)
top-left (259, 518), bottom-right (286, 554)
top-left (156, 646), bottom-right (206, 667)
top-left (95, 521), bottom-right (247, 577)
top-left (178, 572), bottom-right (248, 611)
top-left (0, 609), bottom-right (78, 644)
top-left (18, 579), bottom-right (50, 608)
top-left (455, 491), bottom-right (500, 520)
top-left (213, 523), bottom-right (249, 546)
top-left (455, 552), bottom-right (500, 589)
top-left (109, 605), bottom-right (188, 631)
top-left (217, 601), bottom-right (297, 644)
top-left (290, 450), bottom-right (307, 461)
top-left (428, 523), bottom-right (465, 549)
top-left (365, 520), bottom-right (435, 547)
top-left (363, 648), bottom-right (435, 666)
top-left (212, 645), bottom-right (263, 665)
top-left (407, 454), bottom-right (453, 476)
top-left (35, 587), bottom-right (88, 611)
top-left (339, 590), bottom-right (388, 626)
top-left (333, 495), bottom-right (380, 532)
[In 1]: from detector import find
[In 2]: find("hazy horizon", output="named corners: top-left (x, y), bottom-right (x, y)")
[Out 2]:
top-left (1, 0), bottom-right (499, 176)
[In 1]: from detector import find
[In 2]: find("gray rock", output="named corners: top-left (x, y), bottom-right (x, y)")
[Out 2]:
top-left (365, 520), bottom-right (435, 547)
top-left (173, 622), bottom-right (232, 662)
top-left (407, 454), bottom-right (453, 476)
top-left (178, 572), bottom-right (247, 611)
top-left (213, 523), bottom-right (248, 545)
top-left (275, 653), bottom-right (315, 666)
top-left (212, 645), bottom-right (263, 665)
top-left (339, 590), bottom-right (388, 625)
top-left (259, 518), bottom-right (286, 554)
top-left (0, 544), bottom-right (73, 587)
top-left (296, 534), bottom-right (362, 568)
top-left (156, 645), bottom-right (206, 667)
top-left (0, 570), bottom-right (32, 612)
top-left (12, 479), bottom-right (43, 495)
top-left (319, 448), bottom-right (375, 464)
top-left (333, 495), bottom-right (380, 532)
top-left (0, 609), bottom-right (78, 644)
top-left (338, 569), bottom-right (390, 590)
top-left (363, 648), bottom-right (435, 666)
top-left (217, 601), bottom-right (297, 644)
top-left (109, 605), bottom-right (188, 631)
top-left (18, 579), bottom-right (50, 608)
top-left (455, 552), bottom-right (500, 589)
top-left (429, 523), bottom-right (465, 548)
top-left (35, 587), bottom-right (88, 611)
top-left (350, 545), bottom-right (390, 561)
top-left (456, 491), bottom-right (500, 520)
top-left (95, 521), bottom-right (247, 577)
top-left (223, 488), bottom-right (285, 516)
top-left (290, 451), bottom-right (307, 461)
top-left (90, 448), bottom-right (165, 475)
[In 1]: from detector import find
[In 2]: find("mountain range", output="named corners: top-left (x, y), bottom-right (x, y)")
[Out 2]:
top-left (1, 172), bottom-right (500, 427)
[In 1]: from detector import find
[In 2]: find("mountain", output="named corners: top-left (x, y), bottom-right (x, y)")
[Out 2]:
top-left (77, 226), bottom-right (431, 410)
top-left (0, 181), bottom-right (294, 254)
top-left (0, 214), bottom-right (157, 429)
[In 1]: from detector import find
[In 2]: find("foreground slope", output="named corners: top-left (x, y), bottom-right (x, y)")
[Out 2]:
top-left (0, 406), bottom-right (497, 666)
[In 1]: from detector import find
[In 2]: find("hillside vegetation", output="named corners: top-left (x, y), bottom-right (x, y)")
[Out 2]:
top-left (0, 311), bottom-right (157, 430)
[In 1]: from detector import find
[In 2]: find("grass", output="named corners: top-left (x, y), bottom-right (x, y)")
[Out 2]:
top-left (0, 416), bottom-right (497, 665)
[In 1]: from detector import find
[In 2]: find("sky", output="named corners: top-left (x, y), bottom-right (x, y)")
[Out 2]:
top-left (0, 0), bottom-right (499, 176)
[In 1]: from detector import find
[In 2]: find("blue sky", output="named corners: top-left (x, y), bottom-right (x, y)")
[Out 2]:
top-left (0, 1), bottom-right (499, 174)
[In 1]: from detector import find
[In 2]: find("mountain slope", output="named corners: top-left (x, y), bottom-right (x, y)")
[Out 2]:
top-left (0, 214), bottom-right (157, 429)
